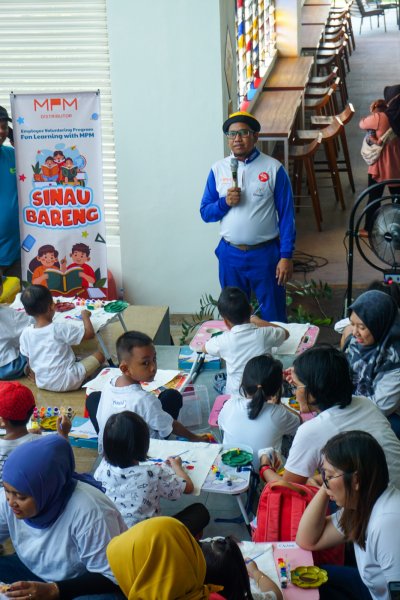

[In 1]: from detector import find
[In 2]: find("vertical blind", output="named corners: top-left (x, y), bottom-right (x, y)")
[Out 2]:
top-left (236, 0), bottom-right (276, 107)
top-left (0, 0), bottom-right (119, 241)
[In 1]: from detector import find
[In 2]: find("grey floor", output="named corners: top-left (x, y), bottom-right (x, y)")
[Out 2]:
top-left (166, 12), bottom-right (400, 540)
top-left (294, 9), bottom-right (400, 286)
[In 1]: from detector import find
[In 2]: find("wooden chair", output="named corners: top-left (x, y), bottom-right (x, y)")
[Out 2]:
top-left (289, 134), bottom-right (324, 231)
top-left (351, 0), bottom-right (386, 33)
top-left (296, 119), bottom-right (347, 211)
top-left (311, 103), bottom-right (356, 193)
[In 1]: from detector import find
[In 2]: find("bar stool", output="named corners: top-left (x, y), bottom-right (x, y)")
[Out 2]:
top-left (310, 103), bottom-right (356, 192)
top-left (316, 49), bottom-right (348, 106)
top-left (306, 77), bottom-right (341, 117)
top-left (308, 66), bottom-right (339, 88)
top-left (328, 12), bottom-right (355, 51)
top-left (296, 119), bottom-right (347, 211)
top-left (318, 37), bottom-right (350, 74)
top-left (289, 134), bottom-right (323, 231)
top-left (305, 81), bottom-right (340, 118)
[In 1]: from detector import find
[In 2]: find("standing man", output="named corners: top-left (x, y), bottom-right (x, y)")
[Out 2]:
top-left (0, 106), bottom-right (20, 279)
top-left (200, 111), bottom-right (295, 322)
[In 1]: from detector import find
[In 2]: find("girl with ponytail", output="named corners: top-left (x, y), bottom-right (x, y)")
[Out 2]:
top-left (218, 355), bottom-right (300, 469)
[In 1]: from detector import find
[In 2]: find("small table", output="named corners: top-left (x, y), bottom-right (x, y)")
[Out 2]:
top-left (301, 4), bottom-right (331, 24)
top-left (252, 90), bottom-right (303, 171)
top-left (264, 57), bottom-right (314, 127)
top-left (301, 24), bottom-right (325, 53)
top-left (273, 542), bottom-right (320, 599)
top-left (264, 57), bottom-right (314, 91)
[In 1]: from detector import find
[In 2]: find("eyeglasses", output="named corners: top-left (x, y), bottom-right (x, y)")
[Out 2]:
top-left (321, 468), bottom-right (352, 489)
top-left (226, 129), bottom-right (254, 139)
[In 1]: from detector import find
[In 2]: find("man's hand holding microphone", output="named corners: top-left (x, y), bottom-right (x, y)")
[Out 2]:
top-left (227, 157), bottom-right (240, 207)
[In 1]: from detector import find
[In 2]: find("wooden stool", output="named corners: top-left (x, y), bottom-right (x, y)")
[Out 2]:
top-left (311, 103), bottom-right (356, 192)
top-left (289, 134), bottom-right (323, 231)
top-left (296, 119), bottom-right (347, 211)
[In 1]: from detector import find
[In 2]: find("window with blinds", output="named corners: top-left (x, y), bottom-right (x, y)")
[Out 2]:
top-left (236, 0), bottom-right (276, 107)
top-left (0, 0), bottom-right (119, 241)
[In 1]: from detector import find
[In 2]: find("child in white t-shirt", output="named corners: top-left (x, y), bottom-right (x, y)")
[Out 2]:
top-left (204, 287), bottom-right (288, 395)
top-left (218, 354), bottom-right (300, 469)
top-left (0, 279), bottom-right (32, 380)
top-left (94, 410), bottom-right (210, 536)
top-left (93, 331), bottom-right (209, 454)
top-left (19, 285), bottom-right (104, 392)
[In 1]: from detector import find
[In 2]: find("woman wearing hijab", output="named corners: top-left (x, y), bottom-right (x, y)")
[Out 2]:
top-left (342, 290), bottom-right (400, 435)
top-left (0, 435), bottom-right (126, 599)
top-left (359, 84), bottom-right (400, 233)
top-left (107, 516), bottom-right (224, 600)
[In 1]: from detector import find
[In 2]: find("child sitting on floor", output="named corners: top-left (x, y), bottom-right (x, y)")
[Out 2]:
top-left (218, 355), bottom-right (300, 469)
top-left (200, 536), bottom-right (283, 600)
top-left (0, 381), bottom-right (71, 483)
top-left (0, 279), bottom-right (32, 380)
top-left (204, 287), bottom-right (288, 395)
top-left (92, 331), bottom-right (209, 454)
top-left (20, 284), bottom-right (104, 392)
top-left (94, 411), bottom-right (209, 536)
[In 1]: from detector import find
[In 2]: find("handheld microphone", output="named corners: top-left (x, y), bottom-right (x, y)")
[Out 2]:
top-left (230, 157), bottom-right (238, 187)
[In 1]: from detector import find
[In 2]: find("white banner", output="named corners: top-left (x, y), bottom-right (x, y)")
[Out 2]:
top-left (11, 91), bottom-right (107, 297)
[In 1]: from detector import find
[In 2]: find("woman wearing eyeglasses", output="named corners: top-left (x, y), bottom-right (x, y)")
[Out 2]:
top-left (259, 346), bottom-right (400, 488)
top-left (296, 430), bottom-right (400, 600)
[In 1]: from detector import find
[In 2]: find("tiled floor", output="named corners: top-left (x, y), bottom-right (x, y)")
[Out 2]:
top-left (17, 12), bottom-right (400, 542)
top-left (295, 9), bottom-right (400, 288)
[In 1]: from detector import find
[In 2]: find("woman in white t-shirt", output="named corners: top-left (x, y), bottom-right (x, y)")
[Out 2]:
top-left (0, 435), bottom-right (126, 599)
top-left (218, 355), bottom-right (300, 469)
top-left (296, 430), bottom-right (400, 600)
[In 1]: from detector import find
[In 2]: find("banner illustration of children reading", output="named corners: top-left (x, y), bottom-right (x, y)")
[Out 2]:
top-left (12, 91), bottom-right (108, 298)
top-left (28, 243), bottom-right (105, 297)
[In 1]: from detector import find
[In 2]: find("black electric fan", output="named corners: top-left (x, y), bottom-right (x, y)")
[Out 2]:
top-left (346, 179), bottom-right (400, 313)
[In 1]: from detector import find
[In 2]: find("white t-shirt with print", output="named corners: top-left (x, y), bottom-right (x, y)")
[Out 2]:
top-left (0, 433), bottom-right (40, 484)
top-left (94, 459), bottom-right (186, 528)
top-left (0, 481), bottom-right (126, 583)
top-left (218, 394), bottom-right (300, 469)
top-left (19, 321), bottom-right (85, 391)
top-left (205, 323), bottom-right (286, 395)
top-left (0, 306), bottom-right (32, 367)
top-left (284, 396), bottom-right (400, 487)
top-left (332, 486), bottom-right (400, 600)
top-left (96, 377), bottom-right (174, 454)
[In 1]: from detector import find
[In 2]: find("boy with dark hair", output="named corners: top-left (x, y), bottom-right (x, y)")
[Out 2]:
top-left (95, 331), bottom-right (209, 454)
top-left (204, 286), bottom-right (289, 395)
top-left (67, 243), bottom-right (96, 287)
top-left (31, 244), bottom-right (63, 287)
top-left (20, 285), bottom-right (104, 392)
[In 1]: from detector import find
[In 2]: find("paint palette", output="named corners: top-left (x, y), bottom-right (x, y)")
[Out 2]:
top-left (190, 320), bottom-right (228, 352)
top-left (104, 300), bottom-right (129, 313)
top-left (55, 301), bottom-right (76, 312)
top-left (291, 566), bottom-right (328, 588)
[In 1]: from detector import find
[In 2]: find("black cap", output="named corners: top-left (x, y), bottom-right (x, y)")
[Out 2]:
top-left (0, 106), bottom-right (12, 123)
top-left (223, 111), bottom-right (261, 134)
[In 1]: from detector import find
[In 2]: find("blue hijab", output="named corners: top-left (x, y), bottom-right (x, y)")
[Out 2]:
top-left (3, 436), bottom-right (77, 529)
top-left (344, 290), bottom-right (400, 397)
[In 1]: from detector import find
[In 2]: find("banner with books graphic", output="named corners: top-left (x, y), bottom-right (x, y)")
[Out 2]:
top-left (11, 91), bottom-right (108, 298)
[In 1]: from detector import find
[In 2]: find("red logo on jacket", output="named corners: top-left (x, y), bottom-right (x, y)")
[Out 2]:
top-left (259, 172), bottom-right (269, 182)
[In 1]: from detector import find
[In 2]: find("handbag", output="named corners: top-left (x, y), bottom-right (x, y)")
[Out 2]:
top-left (361, 126), bottom-right (396, 166)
